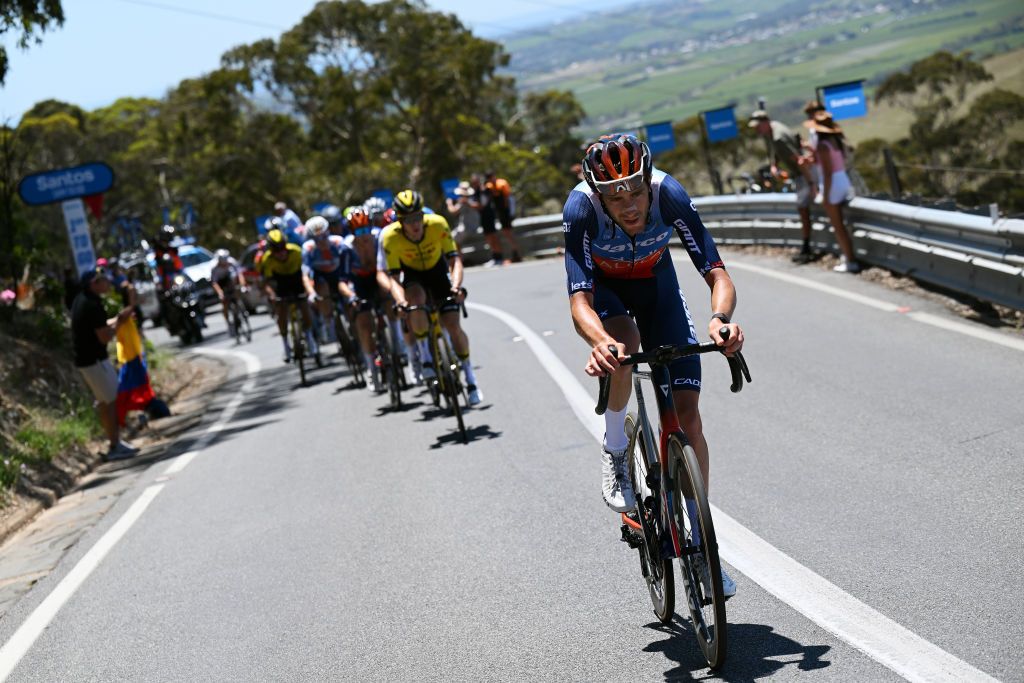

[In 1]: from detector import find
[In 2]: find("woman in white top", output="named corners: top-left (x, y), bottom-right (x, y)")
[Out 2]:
top-left (805, 112), bottom-right (859, 273)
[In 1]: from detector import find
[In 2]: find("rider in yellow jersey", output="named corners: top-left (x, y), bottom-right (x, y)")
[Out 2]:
top-left (381, 190), bottom-right (482, 406)
top-left (258, 228), bottom-right (319, 363)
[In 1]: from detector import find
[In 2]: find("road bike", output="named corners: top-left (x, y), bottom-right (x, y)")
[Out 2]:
top-left (595, 331), bottom-right (750, 670)
top-left (226, 290), bottom-right (252, 344)
top-left (402, 290), bottom-right (469, 443)
top-left (280, 296), bottom-right (322, 386)
top-left (327, 295), bottom-right (365, 387)
top-left (368, 300), bottom-right (407, 408)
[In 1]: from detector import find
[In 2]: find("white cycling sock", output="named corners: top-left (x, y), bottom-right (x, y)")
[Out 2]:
top-left (603, 407), bottom-right (628, 452)
top-left (364, 352), bottom-right (375, 371)
top-left (462, 358), bottom-right (477, 385)
top-left (306, 329), bottom-right (319, 355)
top-left (282, 337), bottom-right (291, 355)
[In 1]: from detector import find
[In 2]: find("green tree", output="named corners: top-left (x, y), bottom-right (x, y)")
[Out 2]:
top-left (0, 0), bottom-right (64, 85)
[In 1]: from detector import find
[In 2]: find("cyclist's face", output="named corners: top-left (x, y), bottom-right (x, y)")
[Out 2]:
top-left (400, 212), bottom-right (425, 240)
top-left (602, 185), bottom-right (649, 233)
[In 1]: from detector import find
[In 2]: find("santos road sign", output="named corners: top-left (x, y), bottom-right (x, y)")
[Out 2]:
top-left (17, 162), bottom-right (114, 206)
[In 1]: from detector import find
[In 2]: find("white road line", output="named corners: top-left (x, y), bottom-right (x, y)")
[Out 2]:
top-left (162, 349), bottom-right (260, 476)
top-left (0, 348), bottom-right (260, 681)
top-left (721, 258), bottom-right (1024, 352)
top-left (0, 484), bottom-right (164, 681)
top-left (468, 301), bottom-right (998, 683)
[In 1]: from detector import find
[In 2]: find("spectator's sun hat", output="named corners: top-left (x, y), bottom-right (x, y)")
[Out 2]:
top-left (803, 100), bottom-right (826, 116)
top-left (454, 181), bottom-right (472, 196)
top-left (803, 111), bottom-right (843, 134)
top-left (747, 109), bottom-right (770, 127)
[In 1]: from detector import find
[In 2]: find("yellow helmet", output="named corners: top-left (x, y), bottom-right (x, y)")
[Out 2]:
top-left (393, 189), bottom-right (423, 215)
top-left (266, 228), bottom-right (287, 247)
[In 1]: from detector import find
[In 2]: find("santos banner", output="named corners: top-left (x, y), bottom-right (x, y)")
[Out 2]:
top-left (644, 121), bottom-right (676, 155)
top-left (703, 106), bottom-right (738, 143)
top-left (822, 81), bottom-right (867, 120)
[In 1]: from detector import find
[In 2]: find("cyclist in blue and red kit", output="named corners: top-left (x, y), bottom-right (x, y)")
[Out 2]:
top-left (563, 133), bottom-right (745, 597)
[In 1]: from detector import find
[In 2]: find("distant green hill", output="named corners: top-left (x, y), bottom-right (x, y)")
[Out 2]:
top-left (503, 0), bottom-right (1024, 134)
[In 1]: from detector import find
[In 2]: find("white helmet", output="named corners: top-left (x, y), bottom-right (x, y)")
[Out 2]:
top-left (363, 196), bottom-right (387, 221)
top-left (215, 248), bottom-right (230, 261)
top-left (305, 215), bottom-right (330, 239)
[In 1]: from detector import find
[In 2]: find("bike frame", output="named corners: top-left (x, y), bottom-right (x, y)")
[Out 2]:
top-left (632, 364), bottom-right (688, 559)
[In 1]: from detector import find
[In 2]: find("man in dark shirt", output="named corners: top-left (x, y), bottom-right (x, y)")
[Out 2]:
top-left (71, 267), bottom-right (139, 461)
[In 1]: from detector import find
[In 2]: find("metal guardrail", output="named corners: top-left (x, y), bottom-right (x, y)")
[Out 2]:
top-left (457, 194), bottom-right (1024, 311)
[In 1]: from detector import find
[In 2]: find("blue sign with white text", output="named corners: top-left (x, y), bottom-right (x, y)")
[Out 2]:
top-left (822, 81), bottom-right (867, 120)
top-left (440, 178), bottom-right (460, 200)
top-left (703, 107), bottom-right (738, 143)
top-left (18, 162), bottom-right (114, 206)
top-left (644, 121), bottom-right (676, 155)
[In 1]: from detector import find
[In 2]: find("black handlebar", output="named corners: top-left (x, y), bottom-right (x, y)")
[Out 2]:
top-left (396, 287), bottom-right (468, 318)
top-left (595, 328), bottom-right (751, 415)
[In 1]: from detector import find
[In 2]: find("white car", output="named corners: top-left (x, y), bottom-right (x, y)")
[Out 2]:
top-left (177, 245), bottom-right (219, 310)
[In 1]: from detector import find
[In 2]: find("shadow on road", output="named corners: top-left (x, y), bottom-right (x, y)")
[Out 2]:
top-left (430, 424), bottom-right (503, 449)
top-left (643, 619), bottom-right (831, 681)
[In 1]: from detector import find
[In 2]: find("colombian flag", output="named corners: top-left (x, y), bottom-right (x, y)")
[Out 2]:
top-left (115, 318), bottom-right (155, 426)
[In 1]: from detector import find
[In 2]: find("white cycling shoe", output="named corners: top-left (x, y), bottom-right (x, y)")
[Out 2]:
top-left (692, 553), bottom-right (737, 599)
top-left (601, 443), bottom-right (636, 513)
top-left (467, 384), bottom-right (482, 406)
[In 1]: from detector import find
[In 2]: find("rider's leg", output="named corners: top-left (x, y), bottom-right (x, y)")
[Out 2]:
top-left (275, 300), bottom-right (291, 358)
top-left (315, 280), bottom-right (334, 341)
top-left (601, 315), bottom-right (641, 451)
top-left (355, 309), bottom-right (376, 371)
top-left (674, 390), bottom-right (708, 490)
top-left (440, 310), bottom-right (476, 385)
top-left (405, 283), bottom-right (431, 364)
top-left (299, 300), bottom-right (319, 354)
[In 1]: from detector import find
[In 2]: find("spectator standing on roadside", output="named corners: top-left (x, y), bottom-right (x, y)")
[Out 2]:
top-left (274, 201), bottom-right (306, 245)
top-left (70, 267), bottom-right (139, 461)
top-left (749, 109), bottom-right (818, 263)
top-left (481, 171), bottom-right (523, 266)
top-left (445, 180), bottom-right (481, 248)
top-left (805, 111), bottom-right (859, 273)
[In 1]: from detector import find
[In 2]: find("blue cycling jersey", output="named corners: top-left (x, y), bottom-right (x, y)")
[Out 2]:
top-left (301, 236), bottom-right (354, 278)
top-left (563, 169), bottom-right (724, 294)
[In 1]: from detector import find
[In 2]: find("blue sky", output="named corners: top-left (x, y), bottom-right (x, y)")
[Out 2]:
top-left (1, 0), bottom-right (635, 121)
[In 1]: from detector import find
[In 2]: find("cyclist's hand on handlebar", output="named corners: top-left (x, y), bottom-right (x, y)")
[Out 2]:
top-left (450, 287), bottom-right (466, 304)
top-left (709, 320), bottom-right (744, 356)
top-left (586, 339), bottom-right (625, 377)
top-left (307, 292), bottom-right (321, 304)
top-left (393, 300), bottom-right (408, 318)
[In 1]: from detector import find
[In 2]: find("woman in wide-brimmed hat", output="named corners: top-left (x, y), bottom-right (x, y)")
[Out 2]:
top-left (804, 111), bottom-right (860, 273)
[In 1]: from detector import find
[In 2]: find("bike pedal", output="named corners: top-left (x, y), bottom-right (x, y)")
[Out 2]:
top-left (619, 525), bottom-right (643, 550)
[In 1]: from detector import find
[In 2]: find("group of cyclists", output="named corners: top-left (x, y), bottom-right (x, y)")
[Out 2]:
top-left (171, 132), bottom-right (746, 605)
top-left (207, 190), bottom-right (482, 406)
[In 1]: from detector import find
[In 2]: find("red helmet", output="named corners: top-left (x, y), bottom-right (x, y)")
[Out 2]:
top-left (582, 134), bottom-right (652, 196)
top-left (382, 208), bottom-right (397, 224)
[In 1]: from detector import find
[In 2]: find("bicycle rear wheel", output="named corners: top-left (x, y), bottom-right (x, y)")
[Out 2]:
top-left (667, 434), bottom-right (727, 670)
top-left (626, 413), bottom-right (674, 624)
top-left (441, 365), bottom-right (467, 443)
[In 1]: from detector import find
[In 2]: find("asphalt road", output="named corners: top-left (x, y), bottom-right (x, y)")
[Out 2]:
top-left (1, 250), bottom-right (1021, 682)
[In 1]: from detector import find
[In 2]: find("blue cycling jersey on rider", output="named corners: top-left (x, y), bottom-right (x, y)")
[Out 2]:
top-left (562, 169), bottom-right (725, 392)
top-left (301, 236), bottom-right (354, 285)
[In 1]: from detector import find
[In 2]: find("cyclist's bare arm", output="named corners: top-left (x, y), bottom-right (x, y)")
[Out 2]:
top-left (386, 271), bottom-right (407, 308)
top-left (569, 291), bottom-right (624, 376)
top-left (448, 254), bottom-right (464, 301)
top-left (704, 268), bottom-right (743, 355)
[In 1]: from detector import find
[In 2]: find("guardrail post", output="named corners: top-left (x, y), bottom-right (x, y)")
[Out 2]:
top-left (883, 148), bottom-right (902, 198)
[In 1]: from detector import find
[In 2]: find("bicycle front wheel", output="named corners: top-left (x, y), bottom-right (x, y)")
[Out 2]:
top-left (626, 413), bottom-right (674, 624)
top-left (667, 434), bottom-right (727, 670)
